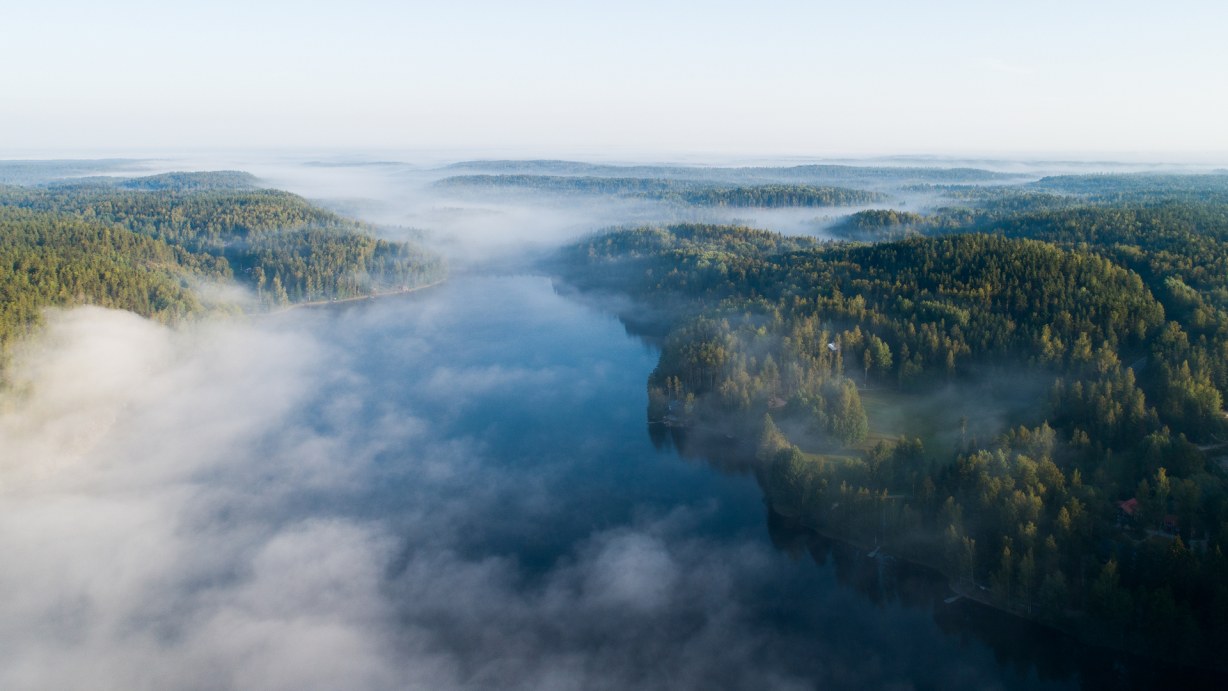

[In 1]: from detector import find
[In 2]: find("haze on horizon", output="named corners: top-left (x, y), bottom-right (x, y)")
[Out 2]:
top-left (3, 0), bottom-right (1227, 162)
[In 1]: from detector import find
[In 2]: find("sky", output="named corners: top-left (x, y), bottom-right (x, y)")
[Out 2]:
top-left (2, 0), bottom-right (1227, 160)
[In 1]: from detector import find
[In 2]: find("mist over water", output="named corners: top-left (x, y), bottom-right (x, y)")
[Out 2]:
top-left (12, 154), bottom-right (1217, 689)
top-left (0, 271), bottom-right (1091, 690)
top-left (78, 153), bottom-right (1030, 265)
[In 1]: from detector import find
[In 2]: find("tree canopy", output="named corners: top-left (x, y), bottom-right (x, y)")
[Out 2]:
top-left (555, 191), bottom-right (1228, 666)
top-left (0, 173), bottom-right (444, 372)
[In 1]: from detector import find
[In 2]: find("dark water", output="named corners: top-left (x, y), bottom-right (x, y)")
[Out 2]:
top-left (281, 274), bottom-right (1215, 690)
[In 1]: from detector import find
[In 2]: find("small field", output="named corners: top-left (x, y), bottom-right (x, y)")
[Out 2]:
top-left (858, 369), bottom-right (1054, 457)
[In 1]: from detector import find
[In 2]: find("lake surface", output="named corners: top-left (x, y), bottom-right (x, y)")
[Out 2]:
top-left (270, 274), bottom-right (1209, 690)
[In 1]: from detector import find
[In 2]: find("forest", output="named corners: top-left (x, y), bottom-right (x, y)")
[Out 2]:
top-left (436, 174), bottom-right (886, 207)
top-left (0, 171), bottom-right (443, 368)
top-left (442, 159), bottom-right (1022, 186)
top-left (554, 173), bottom-right (1228, 669)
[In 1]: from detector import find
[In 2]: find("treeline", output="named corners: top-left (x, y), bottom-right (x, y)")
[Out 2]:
top-left (846, 174), bottom-right (1228, 241)
top-left (839, 209), bottom-right (927, 230)
top-left (0, 172), bottom-right (443, 367)
top-left (0, 184), bottom-right (355, 252)
top-left (829, 191), bottom-right (1080, 240)
top-left (856, 198), bottom-right (1228, 441)
top-left (46, 170), bottom-right (260, 192)
top-left (556, 211), bottom-right (1228, 667)
top-left (0, 206), bottom-right (211, 353)
top-left (437, 174), bottom-right (689, 196)
top-left (0, 159), bottom-right (138, 186)
top-left (1028, 173), bottom-right (1228, 201)
top-left (558, 223), bottom-right (819, 300)
top-left (442, 159), bottom-right (1018, 186)
top-left (238, 228), bottom-right (436, 304)
top-left (436, 174), bottom-right (885, 207)
top-left (679, 184), bottom-right (881, 207)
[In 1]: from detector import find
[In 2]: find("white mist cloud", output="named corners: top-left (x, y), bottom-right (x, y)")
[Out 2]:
top-left (423, 364), bottom-right (560, 399)
top-left (0, 292), bottom-right (1033, 690)
top-left (0, 307), bottom-right (806, 690)
top-left (0, 308), bottom-right (407, 689)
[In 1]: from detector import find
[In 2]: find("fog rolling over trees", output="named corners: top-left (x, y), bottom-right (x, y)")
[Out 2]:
top-left (0, 275), bottom-right (992, 690)
top-left (0, 170), bottom-right (444, 363)
top-left (554, 169), bottom-right (1228, 671)
top-left (5, 0), bottom-right (1228, 686)
top-left (4, 156), bottom-right (1228, 690)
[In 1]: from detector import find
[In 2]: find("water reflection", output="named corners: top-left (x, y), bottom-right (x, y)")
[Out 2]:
top-left (649, 422), bottom-right (758, 475)
top-left (659, 416), bottom-right (1228, 690)
top-left (316, 275), bottom-right (1223, 689)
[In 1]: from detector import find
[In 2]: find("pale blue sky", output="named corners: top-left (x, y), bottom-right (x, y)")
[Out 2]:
top-left (3, 0), bottom-right (1225, 160)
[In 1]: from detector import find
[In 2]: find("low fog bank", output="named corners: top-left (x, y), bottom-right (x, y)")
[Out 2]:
top-left (16, 153), bottom-right (1219, 273)
top-left (1, 306), bottom-right (777, 689)
top-left (0, 294), bottom-right (1041, 690)
top-left (1, 153), bottom-right (1195, 688)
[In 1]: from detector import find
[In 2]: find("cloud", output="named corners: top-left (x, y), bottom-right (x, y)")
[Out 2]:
top-left (0, 306), bottom-right (817, 690)
top-left (0, 160), bottom-right (1074, 688)
top-left (380, 509), bottom-right (824, 691)
top-left (0, 307), bottom-right (406, 689)
top-left (423, 364), bottom-right (560, 400)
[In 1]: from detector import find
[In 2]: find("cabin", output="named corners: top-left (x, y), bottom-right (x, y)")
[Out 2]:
top-left (1116, 498), bottom-right (1139, 526)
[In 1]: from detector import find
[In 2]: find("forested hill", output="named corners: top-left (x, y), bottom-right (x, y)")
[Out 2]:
top-left (1027, 173), bottom-right (1228, 200)
top-left (555, 216), bottom-right (1228, 668)
top-left (440, 159), bottom-right (1021, 185)
top-left (558, 223), bottom-right (820, 300)
top-left (436, 175), bottom-right (887, 208)
top-left (46, 170), bottom-right (261, 192)
top-left (0, 171), bottom-right (443, 359)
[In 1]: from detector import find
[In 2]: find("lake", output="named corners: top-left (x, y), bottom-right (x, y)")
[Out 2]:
top-left (9, 272), bottom-right (1205, 689)
top-left (249, 272), bottom-right (1222, 690)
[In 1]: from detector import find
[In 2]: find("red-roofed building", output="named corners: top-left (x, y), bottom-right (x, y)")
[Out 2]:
top-left (1116, 498), bottom-right (1140, 527)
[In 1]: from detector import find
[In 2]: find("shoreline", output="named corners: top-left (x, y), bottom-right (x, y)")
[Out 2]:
top-left (770, 495), bottom-right (1227, 676)
top-left (674, 418), bottom-right (1224, 676)
top-left (254, 278), bottom-right (447, 317)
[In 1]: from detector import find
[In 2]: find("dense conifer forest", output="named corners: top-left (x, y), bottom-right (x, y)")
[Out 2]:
top-left (9, 160), bottom-right (1228, 669)
top-left (435, 174), bottom-right (887, 207)
top-left (555, 173), bottom-right (1228, 668)
top-left (441, 159), bottom-right (1023, 186)
top-left (0, 171), bottom-right (443, 363)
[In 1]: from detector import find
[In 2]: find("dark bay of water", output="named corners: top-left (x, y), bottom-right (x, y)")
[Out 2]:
top-left (280, 274), bottom-right (1217, 690)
